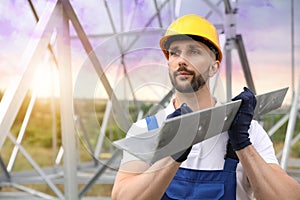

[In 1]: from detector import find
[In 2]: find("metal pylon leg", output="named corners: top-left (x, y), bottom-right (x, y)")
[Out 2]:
top-left (57, 1), bottom-right (78, 199)
top-left (281, 80), bottom-right (300, 170)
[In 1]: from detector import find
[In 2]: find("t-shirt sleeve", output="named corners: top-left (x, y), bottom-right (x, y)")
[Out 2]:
top-left (249, 120), bottom-right (279, 164)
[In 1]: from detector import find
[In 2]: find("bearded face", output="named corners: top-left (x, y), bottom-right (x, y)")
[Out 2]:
top-left (167, 39), bottom-right (216, 93)
top-left (169, 65), bottom-right (210, 93)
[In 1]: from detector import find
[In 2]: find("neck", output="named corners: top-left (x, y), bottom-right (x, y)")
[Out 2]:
top-left (173, 86), bottom-right (216, 111)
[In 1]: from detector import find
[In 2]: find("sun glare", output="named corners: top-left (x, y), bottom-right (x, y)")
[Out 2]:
top-left (32, 65), bottom-right (59, 98)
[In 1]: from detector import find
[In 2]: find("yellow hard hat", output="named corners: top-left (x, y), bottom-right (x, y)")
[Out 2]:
top-left (160, 14), bottom-right (222, 62)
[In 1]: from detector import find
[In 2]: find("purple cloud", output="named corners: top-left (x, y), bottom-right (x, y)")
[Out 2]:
top-left (0, 19), bottom-right (15, 36)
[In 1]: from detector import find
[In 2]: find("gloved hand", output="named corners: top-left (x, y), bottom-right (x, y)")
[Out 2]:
top-left (167, 103), bottom-right (193, 162)
top-left (228, 87), bottom-right (257, 151)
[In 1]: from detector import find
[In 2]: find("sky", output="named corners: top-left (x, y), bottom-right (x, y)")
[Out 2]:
top-left (0, 0), bottom-right (299, 105)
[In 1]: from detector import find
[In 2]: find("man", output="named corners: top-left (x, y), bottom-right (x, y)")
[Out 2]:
top-left (112, 14), bottom-right (300, 200)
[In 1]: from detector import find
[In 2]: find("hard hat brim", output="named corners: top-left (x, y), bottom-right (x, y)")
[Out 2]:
top-left (160, 34), bottom-right (222, 62)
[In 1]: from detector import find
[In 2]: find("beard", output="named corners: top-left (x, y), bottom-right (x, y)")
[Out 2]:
top-left (169, 66), bottom-right (209, 93)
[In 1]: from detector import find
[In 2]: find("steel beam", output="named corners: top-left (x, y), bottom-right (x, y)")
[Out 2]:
top-left (79, 149), bottom-right (121, 198)
top-left (268, 113), bottom-right (289, 137)
top-left (124, 0), bottom-right (171, 52)
top-left (56, 1), bottom-right (78, 199)
top-left (277, 133), bottom-right (300, 158)
top-left (0, 156), bottom-right (10, 181)
top-left (11, 183), bottom-right (57, 200)
top-left (0, 0), bottom-right (58, 150)
top-left (94, 100), bottom-right (113, 158)
top-left (203, 0), bottom-right (223, 18)
top-left (281, 81), bottom-right (300, 170)
top-left (8, 133), bottom-right (63, 198)
top-left (236, 34), bottom-right (256, 94)
top-left (225, 43), bottom-right (233, 101)
top-left (7, 90), bottom-right (37, 172)
top-left (60, 0), bottom-right (131, 132)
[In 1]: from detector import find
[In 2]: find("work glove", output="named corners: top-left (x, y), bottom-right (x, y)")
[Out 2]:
top-left (226, 141), bottom-right (239, 160)
top-left (228, 87), bottom-right (257, 151)
top-left (166, 103), bottom-right (193, 163)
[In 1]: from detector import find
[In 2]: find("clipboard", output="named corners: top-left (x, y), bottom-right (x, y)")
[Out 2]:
top-left (113, 87), bottom-right (288, 164)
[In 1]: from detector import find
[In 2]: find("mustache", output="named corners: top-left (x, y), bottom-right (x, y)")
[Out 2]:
top-left (174, 66), bottom-right (196, 76)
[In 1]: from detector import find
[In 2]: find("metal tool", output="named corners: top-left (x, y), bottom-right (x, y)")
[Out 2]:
top-left (113, 87), bottom-right (288, 164)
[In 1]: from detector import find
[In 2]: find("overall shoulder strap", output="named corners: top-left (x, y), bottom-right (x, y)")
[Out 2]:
top-left (145, 115), bottom-right (159, 131)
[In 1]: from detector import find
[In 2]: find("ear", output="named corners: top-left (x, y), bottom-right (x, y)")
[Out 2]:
top-left (209, 61), bottom-right (220, 77)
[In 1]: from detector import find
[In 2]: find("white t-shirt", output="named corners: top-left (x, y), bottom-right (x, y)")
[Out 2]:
top-left (121, 101), bottom-right (279, 200)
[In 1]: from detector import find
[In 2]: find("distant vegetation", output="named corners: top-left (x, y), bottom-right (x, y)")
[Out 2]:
top-left (0, 91), bottom-right (155, 170)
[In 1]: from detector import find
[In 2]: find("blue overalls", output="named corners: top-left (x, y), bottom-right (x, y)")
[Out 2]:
top-left (146, 116), bottom-right (239, 200)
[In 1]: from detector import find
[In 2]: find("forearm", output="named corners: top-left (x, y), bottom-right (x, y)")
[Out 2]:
top-left (237, 145), bottom-right (300, 200)
top-left (112, 157), bottom-right (181, 200)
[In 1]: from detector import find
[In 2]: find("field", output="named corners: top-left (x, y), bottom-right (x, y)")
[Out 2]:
top-left (0, 91), bottom-right (300, 197)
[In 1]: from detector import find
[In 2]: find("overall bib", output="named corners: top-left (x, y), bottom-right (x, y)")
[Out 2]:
top-left (146, 116), bottom-right (239, 200)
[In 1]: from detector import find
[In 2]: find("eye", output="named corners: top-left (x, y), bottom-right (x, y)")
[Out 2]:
top-left (190, 49), bottom-right (200, 55)
top-left (168, 49), bottom-right (180, 56)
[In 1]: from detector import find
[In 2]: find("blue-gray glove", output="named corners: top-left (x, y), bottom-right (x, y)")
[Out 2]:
top-left (228, 87), bottom-right (257, 151)
top-left (167, 103), bottom-right (193, 162)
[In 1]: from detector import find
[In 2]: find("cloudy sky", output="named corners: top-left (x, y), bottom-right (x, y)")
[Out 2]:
top-left (0, 0), bottom-right (299, 104)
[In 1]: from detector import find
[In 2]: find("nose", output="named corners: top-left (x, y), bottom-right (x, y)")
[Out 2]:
top-left (177, 55), bottom-right (188, 67)
top-left (168, 51), bottom-right (189, 69)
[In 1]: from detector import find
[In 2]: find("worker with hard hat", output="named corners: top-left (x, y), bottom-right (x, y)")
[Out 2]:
top-left (112, 14), bottom-right (300, 200)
